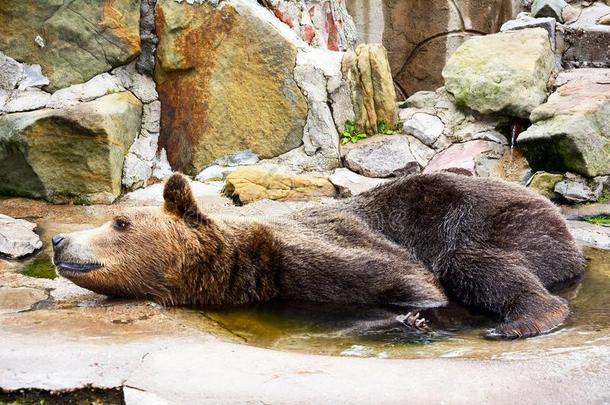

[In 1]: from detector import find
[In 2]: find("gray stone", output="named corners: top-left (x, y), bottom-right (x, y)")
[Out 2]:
top-left (342, 136), bottom-right (419, 178)
top-left (0, 52), bottom-right (22, 93)
top-left (554, 173), bottom-right (606, 203)
top-left (17, 64), bottom-right (49, 90)
top-left (257, 146), bottom-right (340, 174)
top-left (195, 165), bottom-right (237, 182)
top-left (214, 150), bottom-right (260, 167)
top-left (3, 89), bottom-right (51, 113)
top-left (294, 64), bottom-right (328, 103)
top-left (122, 154), bottom-right (153, 190)
top-left (531, 0), bottom-right (568, 22)
top-left (401, 91), bottom-right (439, 109)
top-left (0, 214), bottom-right (42, 259)
top-left (142, 101), bottom-right (161, 134)
top-left (46, 73), bottom-right (123, 109)
top-left (137, 0), bottom-right (159, 76)
top-left (151, 149), bottom-right (173, 181)
top-left (501, 16), bottom-right (556, 47)
top-left (329, 168), bottom-right (390, 197)
top-left (113, 63), bottom-right (158, 104)
top-left (293, 63), bottom-right (341, 169)
top-left (406, 135), bottom-right (436, 168)
top-left (403, 113), bottom-right (444, 146)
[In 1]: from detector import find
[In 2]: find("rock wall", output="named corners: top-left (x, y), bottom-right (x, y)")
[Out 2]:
top-left (0, 0), bottom-right (397, 203)
top-left (346, 0), bottom-right (523, 97)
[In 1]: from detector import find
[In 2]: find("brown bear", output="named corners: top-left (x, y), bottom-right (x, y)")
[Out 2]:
top-left (52, 172), bottom-right (585, 339)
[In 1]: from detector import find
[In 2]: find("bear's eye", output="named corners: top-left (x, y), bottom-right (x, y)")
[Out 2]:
top-left (112, 217), bottom-right (131, 231)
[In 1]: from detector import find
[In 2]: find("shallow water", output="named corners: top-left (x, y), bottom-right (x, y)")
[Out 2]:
top-left (173, 247), bottom-right (610, 360)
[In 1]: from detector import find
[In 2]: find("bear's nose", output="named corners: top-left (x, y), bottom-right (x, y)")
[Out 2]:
top-left (52, 234), bottom-right (65, 248)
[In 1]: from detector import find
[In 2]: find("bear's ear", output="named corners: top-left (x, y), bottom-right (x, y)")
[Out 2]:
top-left (163, 173), bottom-right (209, 226)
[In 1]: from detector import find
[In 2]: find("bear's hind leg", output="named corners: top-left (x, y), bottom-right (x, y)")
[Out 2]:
top-left (440, 249), bottom-right (570, 339)
top-left (485, 292), bottom-right (569, 339)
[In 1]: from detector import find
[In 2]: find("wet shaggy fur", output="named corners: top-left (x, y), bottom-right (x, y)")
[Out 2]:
top-left (53, 172), bottom-right (585, 339)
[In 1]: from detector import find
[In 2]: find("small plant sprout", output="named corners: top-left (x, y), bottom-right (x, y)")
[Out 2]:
top-left (341, 120), bottom-right (368, 145)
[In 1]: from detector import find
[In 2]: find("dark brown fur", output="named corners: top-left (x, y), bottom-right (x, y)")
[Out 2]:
top-left (53, 173), bottom-right (585, 339)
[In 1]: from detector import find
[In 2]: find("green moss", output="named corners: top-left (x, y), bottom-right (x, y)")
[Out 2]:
top-left (23, 256), bottom-right (57, 280)
top-left (584, 215), bottom-right (610, 226)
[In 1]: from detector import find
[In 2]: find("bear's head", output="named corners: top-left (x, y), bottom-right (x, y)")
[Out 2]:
top-left (52, 173), bottom-right (222, 304)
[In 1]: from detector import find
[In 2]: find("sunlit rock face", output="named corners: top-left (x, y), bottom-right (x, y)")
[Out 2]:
top-left (346, 0), bottom-right (523, 98)
top-left (154, 0), bottom-right (308, 175)
top-left (0, 92), bottom-right (142, 204)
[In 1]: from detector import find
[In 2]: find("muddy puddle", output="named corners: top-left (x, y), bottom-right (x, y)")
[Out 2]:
top-left (2, 197), bottom-right (609, 361)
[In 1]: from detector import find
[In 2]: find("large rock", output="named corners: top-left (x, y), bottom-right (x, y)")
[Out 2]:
top-left (155, 0), bottom-right (308, 174)
top-left (224, 167), bottom-right (336, 204)
top-left (0, 214), bottom-right (42, 259)
top-left (341, 135), bottom-right (419, 178)
top-left (0, 0), bottom-right (141, 91)
top-left (518, 72), bottom-right (610, 177)
top-left (342, 44), bottom-right (398, 135)
top-left (442, 28), bottom-right (555, 118)
top-left (0, 92), bottom-right (142, 204)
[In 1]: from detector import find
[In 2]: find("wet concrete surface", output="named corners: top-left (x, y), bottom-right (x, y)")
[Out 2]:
top-left (0, 195), bottom-right (609, 404)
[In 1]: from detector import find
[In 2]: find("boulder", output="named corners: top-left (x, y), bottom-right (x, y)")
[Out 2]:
top-left (342, 44), bottom-right (398, 135)
top-left (0, 92), bottom-right (142, 204)
top-left (155, 0), bottom-right (308, 174)
top-left (0, 214), bottom-right (42, 259)
top-left (224, 167), bottom-right (336, 205)
top-left (527, 171), bottom-right (564, 199)
top-left (329, 168), bottom-right (390, 197)
top-left (531, 0), bottom-right (568, 22)
top-left (342, 136), bottom-right (419, 178)
top-left (0, 0), bottom-right (141, 91)
top-left (518, 74), bottom-right (610, 177)
top-left (442, 28), bottom-right (555, 118)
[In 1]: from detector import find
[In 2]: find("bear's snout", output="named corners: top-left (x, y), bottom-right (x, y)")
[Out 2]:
top-left (52, 234), bottom-right (65, 249)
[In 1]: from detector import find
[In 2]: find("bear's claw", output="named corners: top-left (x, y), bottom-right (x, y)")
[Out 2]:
top-left (396, 312), bottom-right (432, 333)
